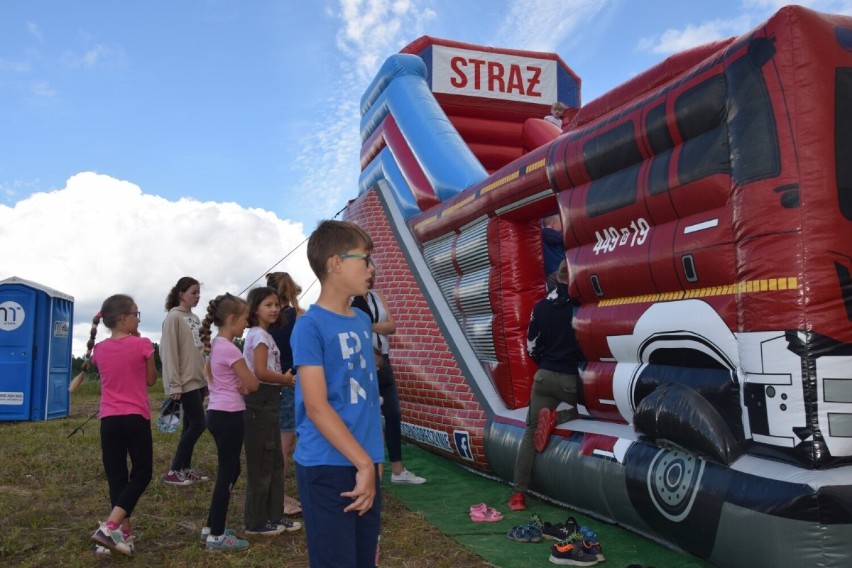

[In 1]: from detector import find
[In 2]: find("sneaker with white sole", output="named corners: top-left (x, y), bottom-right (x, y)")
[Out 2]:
top-left (244, 521), bottom-right (286, 536)
top-left (183, 468), bottom-right (209, 482)
top-left (391, 469), bottom-right (426, 484)
top-left (206, 533), bottom-right (250, 552)
top-left (163, 470), bottom-right (192, 486)
top-left (549, 539), bottom-right (598, 566)
top-left (200, 527), bottom-right (237, 545)
top-left (272, 518), bottom-right (303, 532)
top-left (91, 522), bottom-right (132, 556)
top-left (93, 537), bottom-right (135, 557)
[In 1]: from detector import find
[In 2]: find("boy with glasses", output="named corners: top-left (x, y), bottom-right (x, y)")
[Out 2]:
top-left (291, 220), bottom-right (384, 567)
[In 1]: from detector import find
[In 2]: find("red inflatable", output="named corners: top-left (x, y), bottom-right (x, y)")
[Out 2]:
top-left (348, 6), bottom-right (852, 566)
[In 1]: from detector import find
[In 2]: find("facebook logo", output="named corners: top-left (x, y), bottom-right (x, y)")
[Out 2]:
top-left (453, 430), bottom-right (474, 461)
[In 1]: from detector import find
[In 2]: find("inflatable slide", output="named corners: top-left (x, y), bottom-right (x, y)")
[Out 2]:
top-left (345, 6), bottom-right (852, 566)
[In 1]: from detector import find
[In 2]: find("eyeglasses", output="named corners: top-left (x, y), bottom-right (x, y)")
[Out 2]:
top-left (125, 311), bottom-right (141, 320)
top-left (339, 253), bottom-right (374, 267)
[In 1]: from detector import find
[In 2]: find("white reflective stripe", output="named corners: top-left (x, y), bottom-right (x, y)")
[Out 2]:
top-left (683, 218), bottom-right (719, 234)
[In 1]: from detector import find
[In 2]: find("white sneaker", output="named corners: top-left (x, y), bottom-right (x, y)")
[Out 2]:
top-left (90, 522), bottom-right (132, 556)
top-left (391, 469), bottom-right (426, 484)
top-left (200, 527), bottom-right (236, 544)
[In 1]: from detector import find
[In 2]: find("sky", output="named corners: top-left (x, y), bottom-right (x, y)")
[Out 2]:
top-left (3, 0), bottom-right (851, 356)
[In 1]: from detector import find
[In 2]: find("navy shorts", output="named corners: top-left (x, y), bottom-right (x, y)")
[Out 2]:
top-left (278, 386), bottom-right (295, 432)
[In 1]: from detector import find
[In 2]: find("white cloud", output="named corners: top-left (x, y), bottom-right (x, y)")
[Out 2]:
top-left (286, 0), bottom-right (436, 221)
top-left (30, 80), bottom-right (56, 98)
top-left (26, 21), bottom-right (44, 43)
top-left (0, 58), bottom-right (29, 73)
top-left (742, 0), bottom-right (814, 9)
top-left (335, 0), bottom-right (436, 82)
top-left (637, 1), bottom-right (852, 55)
top-left (61, 43), bottom-right (128, 69)
top-left (636, 17), bottom-right (750, 54)
top-left (1, 179), bottom-right (41, 203)
top-left (0, 172), bottom-right (317, 356)
top-left (498, 0), bottom-right (611, 52)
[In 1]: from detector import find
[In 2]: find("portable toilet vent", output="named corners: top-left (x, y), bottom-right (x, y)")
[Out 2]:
top-left (0, 276), bottom-right (74, 421)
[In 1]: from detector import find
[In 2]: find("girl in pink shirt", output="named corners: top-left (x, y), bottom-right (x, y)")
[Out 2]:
top-left (81, 294), bottom-right (156, 556)
top-left (199, 293), bottom-right (259, 552)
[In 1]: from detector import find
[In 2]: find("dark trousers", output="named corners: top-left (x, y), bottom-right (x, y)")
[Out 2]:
top-left (378, 355), bottom-right (402, 463)
top-left (206, 409), bottom-right (244, 535)
top-left (170, 386), bottom-right (207, 472)
top-left (243, 383), bottom-right (284, 528)
top-left (297, 463), bottom-right (382, 568)
top-left (100, 414), bottom-right (153, 517)
top-left (513, 368), bottom-right (578, 493)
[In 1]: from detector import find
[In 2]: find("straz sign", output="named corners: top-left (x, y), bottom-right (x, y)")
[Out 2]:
top-left (431, 45), bottom-right (557, 104)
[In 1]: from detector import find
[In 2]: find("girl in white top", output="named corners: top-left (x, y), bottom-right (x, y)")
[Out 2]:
top-left (241, 287), bottom-right (302, 535)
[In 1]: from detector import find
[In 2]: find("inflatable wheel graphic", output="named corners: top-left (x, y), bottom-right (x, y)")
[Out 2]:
top-left (647, 449), bottom-right (704, 522)
top-left (625, 442), bottom-right (724, 559)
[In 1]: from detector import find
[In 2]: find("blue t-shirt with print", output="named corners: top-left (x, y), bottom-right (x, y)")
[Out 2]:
top-left (291, 304), bottom-right (384, 466)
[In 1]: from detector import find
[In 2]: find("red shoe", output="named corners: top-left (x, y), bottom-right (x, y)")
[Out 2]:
top-left (534, 407), bottom-right (558, 452)
top-left (508, 491), bottom-right (526, 511)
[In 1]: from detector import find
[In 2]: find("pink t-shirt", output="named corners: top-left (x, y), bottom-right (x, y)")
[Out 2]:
top-left (208, 336), bottom-right (247, 412)
top-left (91, 335), bottom-right (154, 419)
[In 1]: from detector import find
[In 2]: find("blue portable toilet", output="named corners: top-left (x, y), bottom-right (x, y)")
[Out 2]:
top-left (0, 276), bottom-right (74, 421)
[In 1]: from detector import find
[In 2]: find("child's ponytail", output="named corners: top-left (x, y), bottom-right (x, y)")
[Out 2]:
top-left (69, 312), bottom-right (102, 392)
top-left (200, 303), bottom-right (214, 382)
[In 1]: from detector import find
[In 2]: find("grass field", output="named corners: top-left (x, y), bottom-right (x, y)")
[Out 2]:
top-left (0, 380), bottom-right (493, 567)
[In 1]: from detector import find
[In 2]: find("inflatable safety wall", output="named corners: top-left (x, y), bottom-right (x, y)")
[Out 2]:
top-left (347, 6), bottom-right (852, 566)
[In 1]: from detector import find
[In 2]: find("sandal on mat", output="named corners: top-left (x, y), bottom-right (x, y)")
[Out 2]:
top-left (470, 504), bottom-right (503, 522)
top-left (507, 524), bottom-right (543, 543)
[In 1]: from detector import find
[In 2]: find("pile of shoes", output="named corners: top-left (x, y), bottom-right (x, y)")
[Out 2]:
top-left (501, 513), bottom-right (606, 567)
top-left (546, 516), bottom-right (605, 566)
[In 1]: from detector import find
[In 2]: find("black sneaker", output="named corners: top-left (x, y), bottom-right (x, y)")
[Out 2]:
top-left (271, 518), bottom-right (303, 532)
top-left (244, 521), bottom-right (286, 536)
top-left (541, 521), bottom-right (571, 541)
top-left (563, 516), bottom-right (579, 537)
top-left (549, 539), bottom-right (599, 566)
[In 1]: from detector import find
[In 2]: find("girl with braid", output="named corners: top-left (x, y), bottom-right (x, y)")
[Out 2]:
top-left (80, 295), bottom-right (156, 556)
top-left (199, 293), bottom-right (259, 552)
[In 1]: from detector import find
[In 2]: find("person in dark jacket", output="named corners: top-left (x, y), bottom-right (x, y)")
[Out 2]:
top-left (508, 260), bottom-right (582, 512)
top-left (541, 214), bottom-right (564, 292)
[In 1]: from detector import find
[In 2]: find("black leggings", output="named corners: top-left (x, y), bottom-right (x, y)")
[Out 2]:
top-left (100, 414), bottom-right (153, 517)
top-left (170, 386), bottom-right (207, 471)
top-left (206, 409), bottom-right (244, 535)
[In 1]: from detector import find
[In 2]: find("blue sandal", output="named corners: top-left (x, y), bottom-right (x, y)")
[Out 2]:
top-left (507, 524), bottom-right (543, 543)
top-left (507, 525), bottom-right (532, 542)
top-left (527, 524), bottom-right (543, 543)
